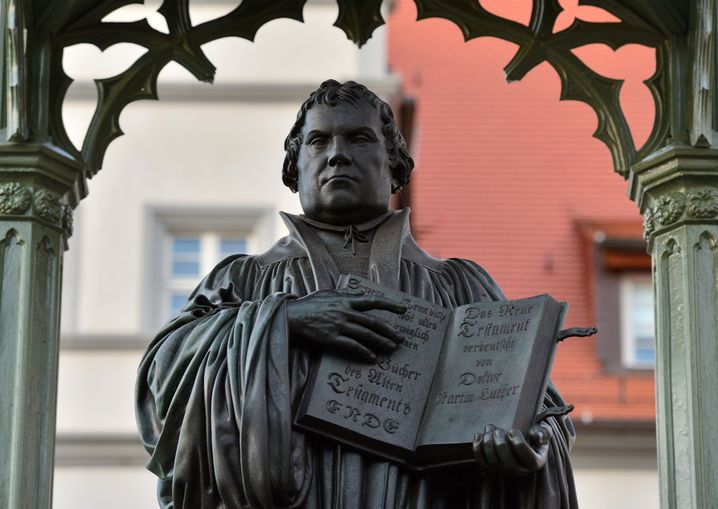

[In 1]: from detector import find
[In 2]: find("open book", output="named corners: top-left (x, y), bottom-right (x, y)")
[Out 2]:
top-left (295, 275), bottom-right (568, 470)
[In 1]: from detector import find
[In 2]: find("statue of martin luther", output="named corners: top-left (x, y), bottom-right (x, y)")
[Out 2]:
top-left (135, 80), bottom-right (579, 509)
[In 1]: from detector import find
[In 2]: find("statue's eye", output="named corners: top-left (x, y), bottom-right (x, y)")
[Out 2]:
top-left (353, 133), bottom-right (372, 143)
top-left (308, 136), bottom-right (328, 148)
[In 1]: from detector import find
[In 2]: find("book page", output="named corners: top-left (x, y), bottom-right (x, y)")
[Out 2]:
top-left (416, 295), bottom-right (558, 450)
top-left (296, 275), bottom-right (451, 454)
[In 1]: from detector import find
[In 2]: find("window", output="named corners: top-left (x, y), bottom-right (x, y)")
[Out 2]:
top-left (145, 207), bottom-right (274, 329)
top-left (164, 233), bottom-right (248, 318)
top-left (580, 220), bottom-right (655, 372)
top-left (620, 275), bottom-right (655, 368)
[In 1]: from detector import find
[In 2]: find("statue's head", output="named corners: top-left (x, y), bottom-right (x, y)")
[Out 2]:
top-left (283, 80), bottom-right (414, 225)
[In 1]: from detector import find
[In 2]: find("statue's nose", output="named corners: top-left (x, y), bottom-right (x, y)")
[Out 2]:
top-left (328, 137), bottom-right (351, 166)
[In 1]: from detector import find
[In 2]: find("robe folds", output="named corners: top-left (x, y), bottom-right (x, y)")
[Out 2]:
top-left (136, 209), bottom-right (579, 509)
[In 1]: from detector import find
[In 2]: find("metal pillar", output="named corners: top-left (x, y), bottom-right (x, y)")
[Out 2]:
top-left (0, 144), bottom-right (81, 508)
top-left (630, 148), bottom-right (718, 509)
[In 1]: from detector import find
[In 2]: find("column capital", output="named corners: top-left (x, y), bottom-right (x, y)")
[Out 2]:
top-left (629, 146), bottom-right (718, 248)
top-left (0, 143), bottom-right (86, 243)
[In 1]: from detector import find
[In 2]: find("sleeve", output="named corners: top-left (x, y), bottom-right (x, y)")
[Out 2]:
top-left (135, 256), bottom-right (313, 509)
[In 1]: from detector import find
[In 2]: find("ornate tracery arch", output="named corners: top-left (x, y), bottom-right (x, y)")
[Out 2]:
top-left (0, 1), bottom-right (715, 508)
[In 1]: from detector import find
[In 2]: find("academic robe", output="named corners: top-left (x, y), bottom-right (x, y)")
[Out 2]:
top-left (135, 209), bottom-right (578, 509)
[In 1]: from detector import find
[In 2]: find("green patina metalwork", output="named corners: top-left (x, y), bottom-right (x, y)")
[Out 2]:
top-left (0, 144), bottom-right (82, 509)
top-left (0, 1), bottom-right (716, 508)
top-left (630, 146), bottom-right (718, 509)
top-left (0, 0), bottom-right (694, 179)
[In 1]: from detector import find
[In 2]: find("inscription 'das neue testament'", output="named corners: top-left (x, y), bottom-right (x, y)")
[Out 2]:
top-left (427, 304), bottom-right (535, 411)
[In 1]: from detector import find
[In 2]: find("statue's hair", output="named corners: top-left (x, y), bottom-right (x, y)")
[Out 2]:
top-left (282, 79), bottom-right (414, 193)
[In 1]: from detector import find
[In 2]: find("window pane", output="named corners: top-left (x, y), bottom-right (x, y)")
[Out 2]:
top-left (173, 238), bottom-right (200, 253)
top-left (635, 346), bottom-right (655, 364)
top-left (170, 292), bottom-right (188, 316)
top-left (626, 278), bottom-right (655, 366)
top-left (172, 261), bottom-right (200, 276)
top-left (219, 238), bottom-right (247, 259)
top-left (171, 237), bottom-right (200, 277)
top-left (633, 306), bottom-right (653, 325)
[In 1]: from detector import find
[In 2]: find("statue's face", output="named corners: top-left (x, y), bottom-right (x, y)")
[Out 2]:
top-left (296, 101), bottom-right (393, 225)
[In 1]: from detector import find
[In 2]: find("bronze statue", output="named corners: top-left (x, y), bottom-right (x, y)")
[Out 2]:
top-left (135, 80), bottom-right (578, 508)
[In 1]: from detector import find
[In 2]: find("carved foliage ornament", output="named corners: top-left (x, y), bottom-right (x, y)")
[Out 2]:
top-left (654, 191), bottom-right (686, 226)
top-left (644, 188), bottom-right (718, 238)
top-left (686, 188), bottom-right (718, 218)
top-left (0, 182), bottom-right (72, 235)
top-left (61, 204), bottom-right (74, 238)
top-left (0, 182), bottom-right (33, 214)
top-left (34, 189), bottom-right (62, 223)
top-left (643, 207), bottom-right (656, 239)
top-left (38, 0), bottom-right (677, 180)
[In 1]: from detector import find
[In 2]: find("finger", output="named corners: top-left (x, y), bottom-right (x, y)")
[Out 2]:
top-left (349, 296), bottom-right (407, 314)
top-left (475, 432), bottom-right (496, 474)
top-left (345, 310), bottom-right (404, 344)
top-left (507, 429), bottom-right (546, 471)
top-left (340, 322), bottom-right (398, 353)
top-left (330, 335), bottom-right (376, 362)
top-left (494, 428), bottom-right (523, 476)
top-left (473, 433), bottom-right (490, 471)
top-left (527, 423), bottom-right (552, 449)
top-left (481, 425), bottom-right (499, 468)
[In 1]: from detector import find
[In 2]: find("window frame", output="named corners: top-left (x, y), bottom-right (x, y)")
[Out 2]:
top-left (583, 223), bottom-right (655, 374)
top-left (143, 206), bottom-right (275, 331)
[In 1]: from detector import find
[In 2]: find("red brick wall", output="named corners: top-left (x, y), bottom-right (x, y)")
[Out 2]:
top-left (388, 0), bottom-right (656, 422)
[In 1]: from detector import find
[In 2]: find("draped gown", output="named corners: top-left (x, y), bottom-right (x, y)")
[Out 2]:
top-left (135, 209), bottom-right (579, 509)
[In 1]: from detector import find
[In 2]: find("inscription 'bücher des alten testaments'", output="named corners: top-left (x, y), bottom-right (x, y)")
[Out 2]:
top-left (296, 275), bottom-right (568, 470)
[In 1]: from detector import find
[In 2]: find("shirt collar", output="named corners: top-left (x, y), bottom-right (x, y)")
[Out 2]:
top-left (298, 210), bottom-right (394, 233)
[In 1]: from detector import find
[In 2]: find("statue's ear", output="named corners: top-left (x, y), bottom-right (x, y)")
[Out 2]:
top-left (390, 167), bottom-right (404, 193)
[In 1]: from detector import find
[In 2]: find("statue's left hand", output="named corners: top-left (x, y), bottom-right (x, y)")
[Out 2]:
top-left (472, 423), bottom-right (552, 477)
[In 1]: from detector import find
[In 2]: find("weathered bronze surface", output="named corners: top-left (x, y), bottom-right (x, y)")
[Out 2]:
top-left (135, 80), bottom-right (578, 508)
top-left (296, 275), bottom-right (567, 471)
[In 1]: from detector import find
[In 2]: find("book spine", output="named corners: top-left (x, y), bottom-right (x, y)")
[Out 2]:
top-left (411, 313), bottom-right (452, 450)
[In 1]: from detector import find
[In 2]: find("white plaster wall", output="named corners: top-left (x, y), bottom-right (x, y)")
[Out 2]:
top-left (66, 1), bottom-right (387, 84)
top-left (54, 467), bottom-right (158, 509)
top-left (56, 351), bottom-right (142, 434)
top-left (62, 100), bottom-right (304, 334)
top-left (574, 469), bottom-right (660, 509)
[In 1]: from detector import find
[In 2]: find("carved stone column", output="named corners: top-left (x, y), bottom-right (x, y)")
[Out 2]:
top-left (0, 144), bottom-right (82, 509)
top-left (630, 147), bottom-right (718, 509)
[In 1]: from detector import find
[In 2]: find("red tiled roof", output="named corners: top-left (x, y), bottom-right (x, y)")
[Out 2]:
top-left (388, 0), bottom-right (656, 422)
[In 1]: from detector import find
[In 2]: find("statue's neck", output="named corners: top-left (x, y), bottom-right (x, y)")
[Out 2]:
top-left (299, 212), bottom-right (393, 278)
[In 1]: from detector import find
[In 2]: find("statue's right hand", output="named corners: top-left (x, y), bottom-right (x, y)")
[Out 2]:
top-left (286, 290), bottom-right (407, 361)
